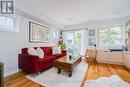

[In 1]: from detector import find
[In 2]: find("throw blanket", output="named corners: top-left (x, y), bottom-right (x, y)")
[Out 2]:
top-left (84, 75), bottom-right (130, 87)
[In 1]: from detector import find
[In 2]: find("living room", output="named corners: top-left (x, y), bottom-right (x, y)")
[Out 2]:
top-left (0, 0), bottom-right (130, 87)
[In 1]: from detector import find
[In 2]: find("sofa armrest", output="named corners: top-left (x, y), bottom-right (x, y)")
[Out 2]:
top-left (61, 50), bottom-right (67, 55)
top-left (18, 54), bottom-right (39, 74)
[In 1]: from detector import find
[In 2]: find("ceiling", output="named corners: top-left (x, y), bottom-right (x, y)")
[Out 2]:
top-left (16, 0), bottom-right (130, 26)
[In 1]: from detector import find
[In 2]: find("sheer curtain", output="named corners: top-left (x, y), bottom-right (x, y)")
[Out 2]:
top-left (81, 28), bottom-right (87, 55)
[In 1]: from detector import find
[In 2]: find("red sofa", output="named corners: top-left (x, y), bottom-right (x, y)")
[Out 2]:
top-left (18, 47), bottom-right (66, 75)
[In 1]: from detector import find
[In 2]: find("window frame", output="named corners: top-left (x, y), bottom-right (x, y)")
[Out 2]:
top-left (66, 32), bottom-right (74, 47)
top-left (0, 15), bottom-right (18, 33)
top-left (52, 29), bottom-right (59, 38)
top-left (98, 25), bottom-right (124, 48)
top-left (99, 27), bottom-right (109, 46)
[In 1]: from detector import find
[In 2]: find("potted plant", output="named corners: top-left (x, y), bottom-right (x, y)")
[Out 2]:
top-left (59, 43), bottom-right (67, 50)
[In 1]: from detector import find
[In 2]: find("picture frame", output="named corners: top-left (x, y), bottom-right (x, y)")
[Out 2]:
top-left (29, 22), bottom-right (50, 43)
top-left (89, 29), bottom-right (95, 37)
top-left (88, 38), bottom-right (95, 46)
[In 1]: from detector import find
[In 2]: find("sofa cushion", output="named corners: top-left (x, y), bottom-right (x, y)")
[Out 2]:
top-left (52, 47), bottom-right (61, 54)
top-left (52, 54), bottom-right (64, 58)
top-left (28, 47), bottom-right (38, 56)
top-left (22, 48), bottom-right (37, 54)
top-left (22, 47), bottom-right (52, 55)
top-left (40, 47), bottom-right (52, 56)
top-left (36, 47), bottom-right (44, 58)
top-left (22, 48), bottom-right (29, 54)
top-left (39, 55), bottom-right (57, 65)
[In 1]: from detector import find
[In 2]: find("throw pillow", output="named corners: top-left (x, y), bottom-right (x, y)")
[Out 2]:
top-left (52, 47), bottom-right (61, 54)
top-left (28, 47), bottom-right (37, 56)
top-left (36, 47), bottom-right (44, 58)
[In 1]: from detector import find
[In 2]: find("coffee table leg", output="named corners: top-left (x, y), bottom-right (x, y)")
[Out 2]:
top-left (68, 71), bottom-right (72, 77)
top-left (57, 68), bottom-right (61, 74)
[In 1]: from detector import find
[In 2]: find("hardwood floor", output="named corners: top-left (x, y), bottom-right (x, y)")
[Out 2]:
top-left (4, 72), bottom-right (43, 87)
top-left (85, 62), bottom-right (130, 83)
top-left (4, 62), bottom-right (130, 87)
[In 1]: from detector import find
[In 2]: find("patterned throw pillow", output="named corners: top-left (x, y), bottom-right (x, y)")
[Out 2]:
top-left (36, 47), bottom-right (44, 58)
top-left (52, 47), bottom-right (61, 54)
top-left (28, 47), bottom-right (37, 56)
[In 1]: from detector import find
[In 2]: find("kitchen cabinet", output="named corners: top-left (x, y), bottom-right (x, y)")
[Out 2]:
top-left (97, 50), bottom-right (109, 62)
top-left (96, 50), bottom-right (123, 64)
top-left (108, 51), bottom-right (123, 64)
top-left (123, 52), bottom-right (130, 70)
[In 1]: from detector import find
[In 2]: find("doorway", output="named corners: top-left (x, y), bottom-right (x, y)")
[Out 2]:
top-left (65, 31), bottom-right (82, 56)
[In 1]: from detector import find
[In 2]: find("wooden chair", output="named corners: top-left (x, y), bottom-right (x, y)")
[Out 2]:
top-left (81, 49), bottom-right (97, 64)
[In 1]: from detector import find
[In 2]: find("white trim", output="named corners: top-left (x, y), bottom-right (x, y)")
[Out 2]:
top-left (97, 60), bottom-right (123, 65)
top-left (98, 25), bottom-right (125, 49)
top-left (0, 15), bottom-right (20, 33)
top-left (4, 69), bottom-right (19, 77)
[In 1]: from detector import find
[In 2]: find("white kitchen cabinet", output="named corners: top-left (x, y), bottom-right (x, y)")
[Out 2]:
top-left (96, 50), bottom-right (109, 62)
top-left (123, 52), bottom-right (130, 70)
top-left (128, 45), bottom-right (130, 52)
top-left (108, 51), bottom-right (123, 64)
top-left (123, 52), bottom-right (127, 64)
top-left (96, 50), bottom-right (123, 64)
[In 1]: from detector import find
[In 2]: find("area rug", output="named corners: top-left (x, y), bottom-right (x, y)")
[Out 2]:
top-left (26, 62), bottom-right (88, 87)
top-left (84, 75), bottom-right (130, 87)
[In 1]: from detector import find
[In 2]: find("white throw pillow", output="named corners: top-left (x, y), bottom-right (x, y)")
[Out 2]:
top-left (52, 47), bottom-right (61, 54)
top-left (36, 47), bottom-right (44, 58)
top-left (28, 47), bottom-right (37, 56)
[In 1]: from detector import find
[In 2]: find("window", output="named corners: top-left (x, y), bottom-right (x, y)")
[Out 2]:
top-left (99, 26), bottom-right (122, 47)
top-left (0, 16), bottom-right (17, 32)
top-left (67, 32), bottom-right (74, 47)
top-left (52, 30), bottom-right (59, 38)
top-left (66, 31), bottom-right (82, 56)
top-left (110, 27), bottom-right (122, 46)
top-left (99, 28), bottom-right (109, 46)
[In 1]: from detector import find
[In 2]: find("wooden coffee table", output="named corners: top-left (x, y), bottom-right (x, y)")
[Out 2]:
top-left (54, 56), bottom-right (82, 77)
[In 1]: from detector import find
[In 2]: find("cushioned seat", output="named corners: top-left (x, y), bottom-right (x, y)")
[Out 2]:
top-left (18, 46), bottom-right (67, 75)
top-left (39, 56), bottom-right (57, 64)
top-left (52, 54), bottom-right (65, 58)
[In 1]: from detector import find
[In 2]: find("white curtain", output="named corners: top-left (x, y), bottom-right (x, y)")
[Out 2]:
top-left (81, 28), bottom-right (88, 55)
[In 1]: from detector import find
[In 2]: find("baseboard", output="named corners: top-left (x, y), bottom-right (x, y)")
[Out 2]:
top-left (97, 60), bottom-right (123, 65)
top-left (4, 69), bottom-right (19, 77)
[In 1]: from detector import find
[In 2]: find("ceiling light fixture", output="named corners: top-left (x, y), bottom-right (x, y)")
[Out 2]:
top-left (112, 11), bottom-right (121, 15)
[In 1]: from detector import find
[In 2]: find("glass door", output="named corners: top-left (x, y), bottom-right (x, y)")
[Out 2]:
top-left (74, 31), bottom-right (82, 56)
top-left (66, 32), bottom-right (74, 55)
top-left (66, 31), bottom-right (82, 56)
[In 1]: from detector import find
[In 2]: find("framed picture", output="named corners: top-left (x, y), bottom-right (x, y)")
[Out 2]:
top-left (88, 38), bottom-right (95, 46)
top-left (29, 22), bottom-right (50, 43)
top-left (89, 29), bottom-right (95, 37)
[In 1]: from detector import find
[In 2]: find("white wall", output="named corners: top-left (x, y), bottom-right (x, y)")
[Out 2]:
top-left (0, 14), bottom-right (60, 77)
